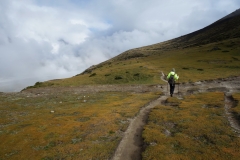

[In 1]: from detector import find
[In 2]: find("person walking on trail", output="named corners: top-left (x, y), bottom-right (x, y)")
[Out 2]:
top-left (167, 68), bottom-right (179, 97)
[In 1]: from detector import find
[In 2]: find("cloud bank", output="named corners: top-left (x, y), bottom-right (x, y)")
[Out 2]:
top-left (0, 0), bottom-right (239, 92)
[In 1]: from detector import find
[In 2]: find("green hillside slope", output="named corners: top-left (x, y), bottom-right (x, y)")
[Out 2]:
top-left (25, 11), bottom-right (240, 89)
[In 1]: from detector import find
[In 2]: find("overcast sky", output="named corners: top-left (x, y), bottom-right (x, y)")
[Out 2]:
top-left (0, 0), bottom-right (239, 92)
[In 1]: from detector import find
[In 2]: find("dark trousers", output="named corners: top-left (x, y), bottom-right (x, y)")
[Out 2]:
top-left (169, 83), bottom-right (175, 95)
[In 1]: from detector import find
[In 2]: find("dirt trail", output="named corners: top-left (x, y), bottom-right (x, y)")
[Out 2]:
top-left (111, 95), bottom-right (167, 160)
top-left (224, 92), bottom-right (240, 136)
top-left (111, 72), bottom-right (168, 160)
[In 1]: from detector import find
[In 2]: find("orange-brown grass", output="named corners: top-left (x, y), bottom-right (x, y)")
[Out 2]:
top-left (232, 93), bottom-right (240, 123)
top-left (0, 91), bottom-right (159, 160)
top-left (143, 92), bottom-right (240, 160)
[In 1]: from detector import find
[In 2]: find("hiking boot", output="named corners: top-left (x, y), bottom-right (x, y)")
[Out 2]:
top-left (170, 94), bottom-right (173, 97)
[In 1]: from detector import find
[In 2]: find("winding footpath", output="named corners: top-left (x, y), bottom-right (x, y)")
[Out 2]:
top-left (111, 95), bottom-right (167, 160)
top-left (111, 74), bottom-right (240, 160)
top-left (111, 72), bottom-right (168, 160)
top-left (224, 92), bottom-right (240, 136)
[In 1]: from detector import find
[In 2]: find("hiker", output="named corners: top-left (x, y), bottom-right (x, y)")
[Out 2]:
top-left (167, 68), bottom-right (179, 97)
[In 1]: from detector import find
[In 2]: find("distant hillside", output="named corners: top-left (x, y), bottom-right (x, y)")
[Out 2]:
top-left (107, 8), bottom-right (240, 62)
top-left (25, 9), bottom-right (240, 90)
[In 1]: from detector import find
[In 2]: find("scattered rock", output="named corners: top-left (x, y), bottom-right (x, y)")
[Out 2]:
top-left (195, 81), bottom-right (202, 85)
top-left (150, 142), bottom-right (157, 146)
top-left (208, 46), bottom-right (221, 51)
top-left (163, 129), bottom-right (172, 137)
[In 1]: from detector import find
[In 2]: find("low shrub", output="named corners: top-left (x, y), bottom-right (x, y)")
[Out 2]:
top-left (115, 76), bottom-right (123, 80)
top-left (89, 73), bottom-right (97, 77)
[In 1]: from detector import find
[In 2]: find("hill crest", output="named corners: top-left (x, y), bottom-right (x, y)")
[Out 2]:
top-left (80, 8), bottom-right (240, 75)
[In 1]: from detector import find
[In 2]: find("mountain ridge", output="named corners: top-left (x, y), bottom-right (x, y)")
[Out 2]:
top-left (218, 8), bottom-right (240, 22)
top-left (80, 8), bottom-right (240, 75)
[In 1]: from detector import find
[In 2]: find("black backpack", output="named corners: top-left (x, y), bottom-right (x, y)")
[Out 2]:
top-left (168, 74), bottom-right (175, 85)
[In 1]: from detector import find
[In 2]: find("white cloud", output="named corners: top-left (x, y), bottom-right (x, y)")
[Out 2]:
top-left (0, 0), bottom-right (239, 92)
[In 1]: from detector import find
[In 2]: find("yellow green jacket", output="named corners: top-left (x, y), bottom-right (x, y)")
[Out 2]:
top-left (167, 71), bottom-right (179, 81)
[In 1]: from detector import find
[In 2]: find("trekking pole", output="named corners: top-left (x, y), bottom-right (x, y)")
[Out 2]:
top-left (167, 82), bottom-right (168, 95)
top-left (167, 74), bottom-right (169, 96)
top-left (178, 80), bottom-right (180, 96)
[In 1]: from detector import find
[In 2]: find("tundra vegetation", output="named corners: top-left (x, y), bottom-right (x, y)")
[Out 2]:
top-left (143, 92), bottom-right (240, 160)
top-left (0, 91), bottom-right (159, 159)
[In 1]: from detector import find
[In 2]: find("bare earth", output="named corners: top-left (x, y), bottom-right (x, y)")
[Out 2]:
top-left (19, 76), bottom-right (240, 160)
top-left (111, 95), bottom-right (167, 160)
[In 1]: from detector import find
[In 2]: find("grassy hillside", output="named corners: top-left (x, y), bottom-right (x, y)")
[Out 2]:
top-left (25, 14), bottom-right (240, 89)
top-left (27, 38), bottom-right (240, 89)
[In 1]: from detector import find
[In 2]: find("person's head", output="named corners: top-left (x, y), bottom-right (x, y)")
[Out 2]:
top-left (172, 68), bottom-right (175, 72)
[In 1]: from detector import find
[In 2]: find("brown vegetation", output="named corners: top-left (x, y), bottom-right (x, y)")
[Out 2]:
top-left (143, 92), bottom-right (240, 160)
top-left (0, 91), bottom-right (159, 159)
